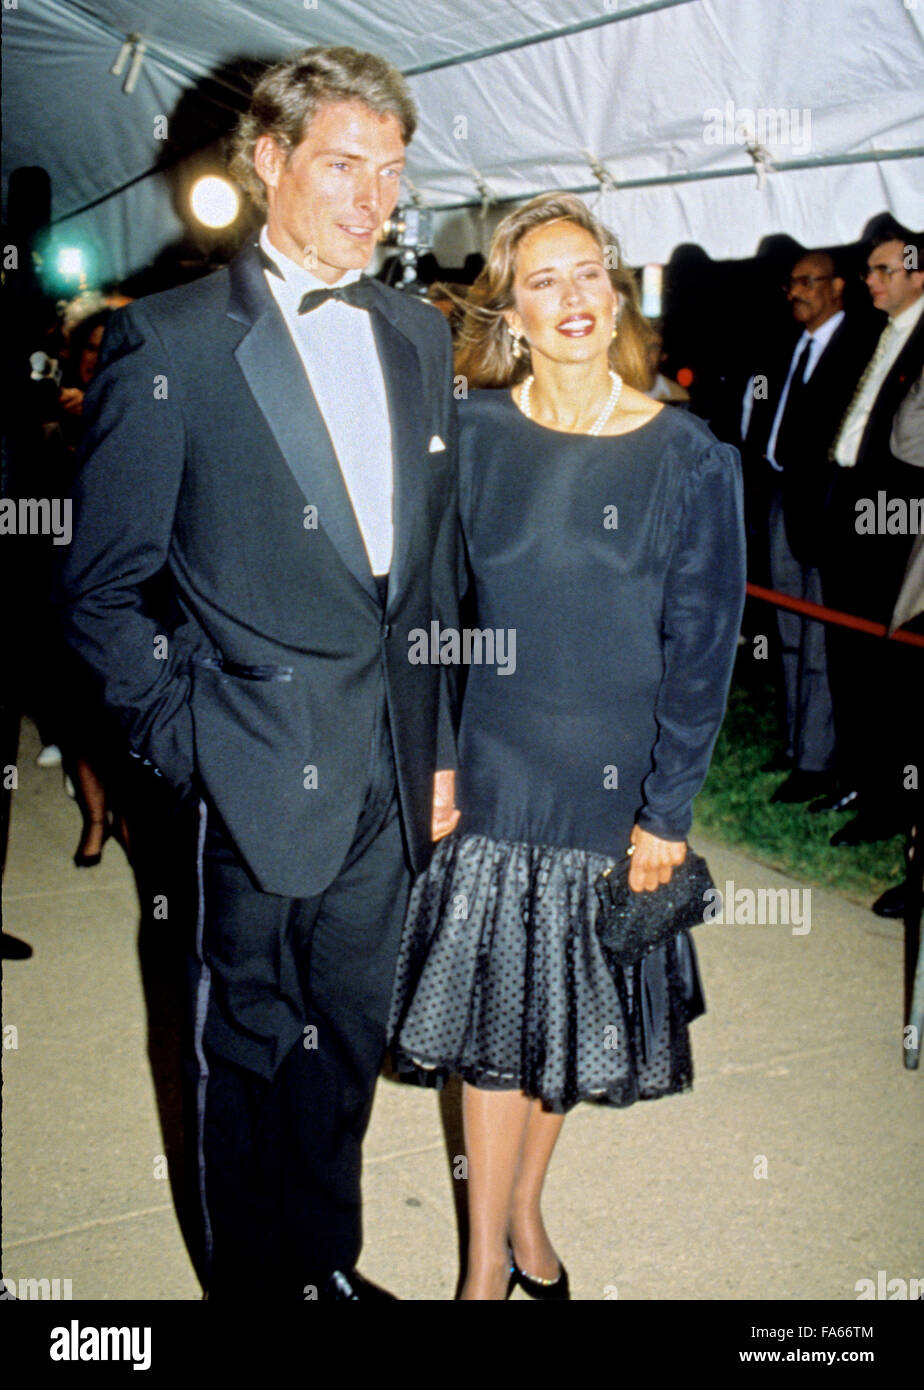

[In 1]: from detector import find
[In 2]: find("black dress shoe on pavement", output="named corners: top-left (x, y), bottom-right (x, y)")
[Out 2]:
top-left (508, 1261), bottom-right (571, 1301)
top-left (871, 882), bottom-right (907, 918)
top-left (770, 770), bottom-right (831, 804)
top-left (830, 815), bottom-right (904, 847)
top-left (1, 933), bottom-right (33, 960)
top-left (73, 819), bottom-right (111, 868)
top-left (808, 788), bottom-right (860, 815)
top-left (322, 1269), bottom-right (399, 1301)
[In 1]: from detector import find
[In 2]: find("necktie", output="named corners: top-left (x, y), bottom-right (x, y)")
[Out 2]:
top-left (830, 321), bottom-right (893, 462)
top-left (298, 279), bottom-right (379, 314)
top-left (789, 338), bottom-right (813, 394)
top-left (774, 339), bottom-right (813, 469)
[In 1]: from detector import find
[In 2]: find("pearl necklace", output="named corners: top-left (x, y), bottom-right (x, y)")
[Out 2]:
top-left (520, 369), bottom-right (623, 436)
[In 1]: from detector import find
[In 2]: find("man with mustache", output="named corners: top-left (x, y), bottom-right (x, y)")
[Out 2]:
top-left (744, 250), bottom-right (874, 805)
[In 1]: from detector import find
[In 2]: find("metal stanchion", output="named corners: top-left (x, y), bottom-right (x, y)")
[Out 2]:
top-left (904, 808), bottom-right (923, 1071)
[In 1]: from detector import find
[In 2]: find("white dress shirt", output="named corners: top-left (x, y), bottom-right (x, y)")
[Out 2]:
top-left (765, 310), bottom-right (844, 470)
top-left (258, 225), bottom-right (394, 575)
top-left (834, 294), bottom-right (924, 468)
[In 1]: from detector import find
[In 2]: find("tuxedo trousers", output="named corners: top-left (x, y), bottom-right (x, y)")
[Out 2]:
top-left (189, 693), bottom-right (412, 1296)
top-left (824, 620), bottom-right (923, 827)
top-left (767, 490), bottom-right (835, 773)
top-left (822, 488), bottom-right (921, 825)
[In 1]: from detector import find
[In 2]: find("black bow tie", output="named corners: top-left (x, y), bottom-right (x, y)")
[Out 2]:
top-left (297, 278), bottom-right (378, 315)
top-left (256, 243), bottom-right (378, 314)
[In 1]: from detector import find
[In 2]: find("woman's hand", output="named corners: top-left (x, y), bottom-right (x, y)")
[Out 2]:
top-left (628, 825), bottom-right (687, 892)
top-left (432, 769), bottom-right (461, 841)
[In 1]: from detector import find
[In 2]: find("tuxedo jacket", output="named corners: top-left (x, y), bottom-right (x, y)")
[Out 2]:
top-left (823, 312), bottom-right (924, 621)
top-left (744, 314), bottom-right (875, 568)
top-left (57, 243), bottom-right (459, 898)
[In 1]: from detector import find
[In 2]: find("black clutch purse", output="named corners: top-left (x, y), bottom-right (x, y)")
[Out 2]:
top-left (594, 848), bottom-right (715, 967)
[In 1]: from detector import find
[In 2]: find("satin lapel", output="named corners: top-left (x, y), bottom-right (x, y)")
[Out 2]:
top-left (227, 245), bottom-right (379, 603)
top-left (367, 300), bottom-right (425, 613)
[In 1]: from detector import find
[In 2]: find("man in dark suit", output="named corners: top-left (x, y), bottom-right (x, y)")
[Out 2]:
top-left (742, 251), bottom-right (873, 803)
top-left (822, 224), bottom-right (924, 845)
top-left (57, 47), bottom-right (460, 1299)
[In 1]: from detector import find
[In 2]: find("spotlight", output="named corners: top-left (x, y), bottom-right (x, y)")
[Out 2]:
top-left (56, 247), bottom-right (86, 279)
top-left (32, 232), bottom-right (97, 294)
top-left (190, 176), bottom-right (240, 230)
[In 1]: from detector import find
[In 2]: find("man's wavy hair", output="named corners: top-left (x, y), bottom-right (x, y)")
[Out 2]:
top-left (229, 46), bottom-right (417, 210)
top-left (454, 193), bottom-right (653, 390)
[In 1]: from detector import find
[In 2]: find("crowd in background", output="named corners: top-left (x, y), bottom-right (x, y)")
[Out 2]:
top-left (3, 214), bottom-right (922, 925)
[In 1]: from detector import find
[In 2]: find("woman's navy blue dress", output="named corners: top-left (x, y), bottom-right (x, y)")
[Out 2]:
top-left (389, 389), bottom-right (746, 1112)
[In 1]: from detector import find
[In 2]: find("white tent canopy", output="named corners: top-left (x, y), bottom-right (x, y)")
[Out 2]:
top-left (4, 0), bottom-right (923, 285)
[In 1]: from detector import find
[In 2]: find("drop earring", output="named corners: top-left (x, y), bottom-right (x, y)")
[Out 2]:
top-left (508, 324), bottom-right (525, 359)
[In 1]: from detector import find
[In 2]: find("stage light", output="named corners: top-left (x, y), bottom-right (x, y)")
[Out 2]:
top-left (33, 232), bottom-right (97, 294)
top-left (56, 246), bottom-right (86, 279)
top-left (190, 176), bottom-right (240, 229)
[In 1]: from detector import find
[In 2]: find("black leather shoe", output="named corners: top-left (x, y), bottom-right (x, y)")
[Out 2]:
top-left (871, 882), bottom-right (907, 918)
top-left (508, 1260), bottom-right (570, 1301)
top-left (73, 820), bottom-right (111, 868)
top-left (770, 771), bottom-right (831, 804)
top-left (808, 788), bottom-right (860, 815)
top-left (321, 1269), bottom-right (399, 1301)
top-left (1, 934), bottom-right (33, 960)
top-left (830, 815), bottom-right (904, 847)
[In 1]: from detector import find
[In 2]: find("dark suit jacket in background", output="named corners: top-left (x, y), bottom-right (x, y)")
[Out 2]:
top-left (822, 311), bottom-right (924, 623)
top-left (56, 243), bottom-right (459, 899)
top-left (889, 370), bottom-right (924, 633)
top-left (743, 314), bottom-right (876, 570)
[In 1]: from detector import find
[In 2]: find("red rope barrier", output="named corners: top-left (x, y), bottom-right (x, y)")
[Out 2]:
top-left (745, 582), bottom-right (924, 649)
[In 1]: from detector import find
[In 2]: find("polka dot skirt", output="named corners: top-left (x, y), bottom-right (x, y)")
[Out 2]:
top-left (387, 833), bottom-right (706, 1114)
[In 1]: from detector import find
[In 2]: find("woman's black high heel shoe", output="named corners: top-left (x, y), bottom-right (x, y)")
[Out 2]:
top-left (73, 820), bottom-right (111, 868)
top-left (508, 1258), bottom-right (571, 1301)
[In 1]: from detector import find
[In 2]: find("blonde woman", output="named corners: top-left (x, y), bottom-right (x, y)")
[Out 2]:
top-left (389, 195), bottom-right (745, 1300)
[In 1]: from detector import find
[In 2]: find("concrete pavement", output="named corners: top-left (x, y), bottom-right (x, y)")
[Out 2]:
top-left (2, 716), bottom-right (921, 1301)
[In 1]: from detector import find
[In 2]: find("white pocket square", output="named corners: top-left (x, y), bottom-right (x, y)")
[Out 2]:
top-left (428, 434), bottom-right (446, 453)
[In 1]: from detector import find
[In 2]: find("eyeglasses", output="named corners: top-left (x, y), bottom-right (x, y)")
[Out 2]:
top-left (862, 264), bottom-right (905, 282)
top-left (783, 275), bottom-right (833, 292)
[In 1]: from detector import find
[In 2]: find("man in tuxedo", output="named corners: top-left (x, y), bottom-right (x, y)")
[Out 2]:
top-left (743, 252), bottom-right (873, 803)
top-left (822, 225), bottom-right (924, 846)
top-left (873, 370), bottom-right (924, 918)
top-left (57, 47), bottom-right (460, 1299)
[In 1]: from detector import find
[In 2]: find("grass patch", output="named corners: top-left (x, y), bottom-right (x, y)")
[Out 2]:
top-left (691, 654), bottom-right (904, 906)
